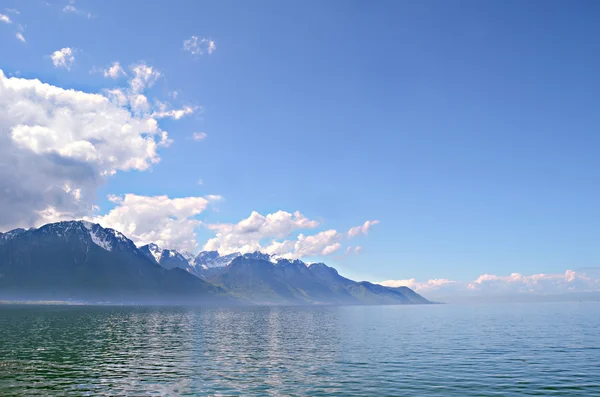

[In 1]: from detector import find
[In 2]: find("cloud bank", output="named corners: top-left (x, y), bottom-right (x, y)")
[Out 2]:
top-left (378, 269), bottom-right (600, 298)
top-left (0, 70), bottom-right (172, 230)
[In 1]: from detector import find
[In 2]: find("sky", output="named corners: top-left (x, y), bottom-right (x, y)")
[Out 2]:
top-left (1, 0), bottom-right (599, 300)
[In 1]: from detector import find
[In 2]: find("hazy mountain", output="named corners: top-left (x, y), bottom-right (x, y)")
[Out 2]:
top-left (192, 250), bottom-right (244, 279)
top-left (208, 255), bottom-right (430, 305)
top-left (0, 221), bottom-right (233, 305)
top-left (194, 251), bottom-right (241, 269)
top-left (0, 222), bottom-right (430, 306)
top-left (139, 243), bottom-right (196, 274)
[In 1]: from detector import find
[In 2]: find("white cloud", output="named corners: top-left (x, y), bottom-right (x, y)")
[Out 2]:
top-left (130, 93), bottom-right (150, 113)
top-left (0, 70), bottom-right (171, 230)
top-left (193, 132), bottom-right (207, 141)
top-left (377, 270), bottom-right (600, 297)
top-left (203, 210), bottom-right (320, 255)
top-left (322, 242), bottom-right (342, 256)
top-left (103, 62), bottom-right (126, 79)
top-left (344, 245), bottom-right (364, 256)
top-left (104, 88), bottom-right (128, 106)
top-left (102, 62), bottom-right (193, 122)
top-left (50, 47), bottom-right (75, 70)
top-left (379, 278), bottom-right (456, 292)
top-left (0, 13), bottom-right (12, 23)
top-left (4, 8), bottom-right (20, 14)
top-left (348, 219), bottom-right (380, 237)
top-left (183, 36), bottom-right (216, 55)
top-left (203, 210), bottom-right (378, 259)
top-left (62, 3), bottom-right (93, 18)
top-left (129, 63), bottom-right (160, 93)
top-left (292, 230), bottom-right (343, 258)
top-left (153, 104), bottom-right (196, 120)
top-left (466, 270), bottom-right (595, 293)
top-left (15, 32), bottom-right (25, 43)
top-left (88, 194), bottom-right (212, 252)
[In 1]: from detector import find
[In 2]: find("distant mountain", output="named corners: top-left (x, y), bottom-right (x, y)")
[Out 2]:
top-left (0, 221), bottom-right (233, 305)
top-left (139, 243), bottom-right (195, 274)
top-left (194, 251), bottom-right (241, 269)
top-left (0, 222), bottom-right (430, 306)
top-left (207, 255), bottom-right (430, 305)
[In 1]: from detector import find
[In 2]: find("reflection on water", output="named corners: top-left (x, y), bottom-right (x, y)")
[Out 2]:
top-left (1, 303), bottom-right (599, 396)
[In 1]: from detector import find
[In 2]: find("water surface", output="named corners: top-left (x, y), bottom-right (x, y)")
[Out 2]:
top-left (1, 302), bottom-right (599, 396)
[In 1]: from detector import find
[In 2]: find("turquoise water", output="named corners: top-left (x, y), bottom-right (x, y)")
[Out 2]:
top-left (0, 302), bottom-right (599, 396)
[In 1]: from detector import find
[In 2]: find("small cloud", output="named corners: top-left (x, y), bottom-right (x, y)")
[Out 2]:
top-left (183, 36), bottom-right (216, 55)
top-left (205, 194), bottom-right (223, 202)
top-left (4, 8), bottom-right (20, 14)
top-left (192, 132), bottom-right (207, 141)
top-left (51, 47), bottom-right (75, 70)
top-left (197, 179), bottom-right (203, 185)
top-left (169, 91), bottom-right (178, 99)
top-left (0, 13), bottom-right (11, 23)
top-left (103, 62), bottom-right (126, 79)
top-left (129, 63), bottom-right (161, 92)
top-left (107, 194), bottom-right (123, 203)
top-left (348, 220), bottom-right (380, 238)
top-left (62, 3), bottom-right (94, 18)
top-left (153, 105), bottom-right (196, 120)
top-left (15, 32), bottom-right (25, 43)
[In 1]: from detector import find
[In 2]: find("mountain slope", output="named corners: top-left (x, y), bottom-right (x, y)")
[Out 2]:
top-left (0, 221), bottom-right (234, 305)
top-left (208, 255), bottom-right (430, 305)
top-left (139, 243), bottom-right (196, 274)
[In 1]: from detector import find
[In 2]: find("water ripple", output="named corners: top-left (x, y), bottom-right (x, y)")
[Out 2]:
top-left (0, 302), bottom-right (599, 396)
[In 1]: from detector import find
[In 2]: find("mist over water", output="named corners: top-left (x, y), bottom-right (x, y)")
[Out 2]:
top-left (1, 302), bottom-right (599, 396)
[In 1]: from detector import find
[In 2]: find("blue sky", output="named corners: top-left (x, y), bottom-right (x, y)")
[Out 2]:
top-left (1, 0), bottom-right (599, 297)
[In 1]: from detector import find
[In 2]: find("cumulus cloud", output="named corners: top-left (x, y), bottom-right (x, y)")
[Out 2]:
top-left (129, 63), bottom-right (160, 93)
top-left (348, 220), bottom-right (380, 237)
top-left (377, 270), bottom-right (600, 297)
top-left (0, 70), bottom-right (171, 231)
top-left (183, 36), bottom-right (216, 55)
top-left (202, 211), bottom-right (375, 259)
top-left (193, 132), bottom-right (207, 141)
top-left (15, 32), bottom-right (25, 43)
top-left (87, 194), bottom-right (215, 252)
top-left (103, 62), bottom-right (126, 79)
top-left (51, 47), bottom-right (75, 70)
top-left (153, 103), bottom-right (196, 120)
top-left (379, 278), bottom-right (456, 292)
top-left (0, 13), bottom-right (11, 23)
top-left (292, 230), bottom-right (342, 258)
top-left (101, 63), bottom-right (194, 122)
top-left (203, 210), bottom-right (320, 255)
top-left (466, 270), bottom-right (596, 294)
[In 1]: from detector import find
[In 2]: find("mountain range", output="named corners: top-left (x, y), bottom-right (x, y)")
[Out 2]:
top-left (0, 221), bottom-right (430, 305)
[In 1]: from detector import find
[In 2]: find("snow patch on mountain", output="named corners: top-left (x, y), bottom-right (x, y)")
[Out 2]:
top-left (146, 243), bottom-right (163, 263)
top-left (88, 228), bottom-right (113, 251)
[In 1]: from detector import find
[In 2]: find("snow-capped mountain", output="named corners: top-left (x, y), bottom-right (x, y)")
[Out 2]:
top-left (241, 251), bottom-right (278, 263)
top-left (0, 221), bottom-right (229, 304)
top-left (193, 251), bottom-right (242, 269)
top-left (139, 243), bottom-right (196, 274)
top-left (0, 228), bottom-right (27, 242)
top-left (0, 220), bottom-right (430, 305)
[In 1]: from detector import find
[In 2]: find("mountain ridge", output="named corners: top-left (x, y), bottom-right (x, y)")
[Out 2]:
top-left (0, 221), bottom-right (431, 306)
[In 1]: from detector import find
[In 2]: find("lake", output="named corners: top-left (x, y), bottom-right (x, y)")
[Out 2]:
top-left (1, 302), bottom-right (599, 396)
